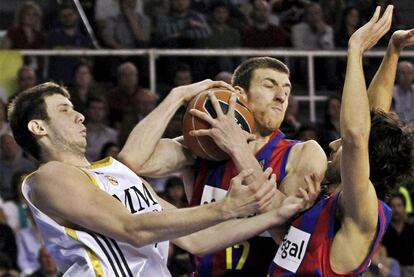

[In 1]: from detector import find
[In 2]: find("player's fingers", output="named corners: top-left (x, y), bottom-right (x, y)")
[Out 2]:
top-left (208, 92), bottom-right (225, 118)
top-left (189, 129), bottom-right (211, 137)
top-left (227, 93), bottom-right (237, 117)
top-left (189, 109), bottom-right (215, 125)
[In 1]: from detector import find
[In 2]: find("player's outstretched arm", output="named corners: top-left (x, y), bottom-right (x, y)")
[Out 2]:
top-left (367, 28), bottom-right (414, 112)
top-left (329, 6), bottom-right (393, 272)
top-left (341, 4), bottom-right (392, 234)
top-left (31, 162), bottom-right (272, 248)
top-left (170, 174), bottom-right (316, 256)
top-left (118, 80), bottom-right (234, 176)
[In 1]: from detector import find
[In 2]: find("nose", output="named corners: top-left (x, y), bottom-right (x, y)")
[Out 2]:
top-left (75, 111), bottom-right (85, 124)
top-left (329, 139), bottom-right (341, 152)
top-left (274, 87), bottom-right (287, 103)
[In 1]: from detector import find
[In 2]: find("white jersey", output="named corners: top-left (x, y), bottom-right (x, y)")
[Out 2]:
top-left (22, 157), bottom-right (171, 277)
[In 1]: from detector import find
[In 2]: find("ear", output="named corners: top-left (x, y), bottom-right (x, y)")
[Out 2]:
top-left (233, 86), bottom-right (248, 101)
top-left (27, 120), bottom-right (47, 136)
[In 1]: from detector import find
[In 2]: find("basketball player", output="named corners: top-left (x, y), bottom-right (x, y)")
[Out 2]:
top-left (123, 56), bottom-right (327, 276)
top-left (269, 6), bottom-right (414, 275)
top-left (7, 80), bottom-right (318, 276)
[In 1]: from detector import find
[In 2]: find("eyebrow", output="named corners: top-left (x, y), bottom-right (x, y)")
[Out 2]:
top-left (263, 77), bottom-right (291, 88)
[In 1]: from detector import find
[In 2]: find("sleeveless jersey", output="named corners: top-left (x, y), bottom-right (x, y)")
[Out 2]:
top-left (269, 192), bottom-right (392, 276)
top-left (190, 129), bottom-right (298, 277)
top-left (22, 157), bottom-right (170, 277)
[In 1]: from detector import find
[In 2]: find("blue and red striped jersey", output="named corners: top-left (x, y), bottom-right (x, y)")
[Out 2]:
top-left (190, 129), bottom-right (298, 277)
top-left (269, 192), bottom-right (392, 276)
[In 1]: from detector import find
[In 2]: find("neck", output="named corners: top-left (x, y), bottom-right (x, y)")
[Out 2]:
top-left (42, 150), bottom-right (90, 167)
top-left (250, 128), bottom-right (274, 153)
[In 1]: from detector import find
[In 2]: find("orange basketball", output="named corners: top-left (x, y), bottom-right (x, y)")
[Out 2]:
top-left (183, 88), bottom-right (255, 161)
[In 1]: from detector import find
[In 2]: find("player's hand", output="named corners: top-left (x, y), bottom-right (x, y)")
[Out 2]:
top-left (348, 5), bottom-right (393, 53)
top-left (390, 29), bottom-right (414, 51)
top-left (170, 79), bottom-right (235, 105)
top-left (189, 92), bottom-right (255, 155)
top-left (273, 173), bottom-right (321, 224)
top-left (222, 168), bottom-right (276, 219)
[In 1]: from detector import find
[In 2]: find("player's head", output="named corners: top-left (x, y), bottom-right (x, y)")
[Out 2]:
top-left (8, 82), bottom-right (86, 161)
top-left (326, 110), bottom-right (414, 200)
top-left (232, 57), bottom-right (291, 134)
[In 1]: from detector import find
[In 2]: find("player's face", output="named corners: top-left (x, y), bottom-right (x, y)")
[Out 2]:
top-left (326, 138), bottom-right (342, 184)
top-left (44, 94), bottom-right (87, 155)
top-left (246, 68), bottom-right (291, 133)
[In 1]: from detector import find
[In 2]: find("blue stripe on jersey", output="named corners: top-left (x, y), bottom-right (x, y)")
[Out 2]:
top-left (198, 254), bottom-right (212, 277)
top-left (353, 200), bottom-right (392, 274)
top-left (279, 143), bottom-right (296, 181)
top-left (256, 132), bottom-right (284, 169)
top-left (297, 195), bottom-right (332, 233)
top-left (205, 161), bottom-right (227, 188)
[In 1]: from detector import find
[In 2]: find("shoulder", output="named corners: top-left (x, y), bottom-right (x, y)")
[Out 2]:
top-left (288, 140), bottom-right (327, 173)
top-left (34, 162), bottom-right (85, 186)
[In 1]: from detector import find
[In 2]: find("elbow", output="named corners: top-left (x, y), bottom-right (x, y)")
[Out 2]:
top-left (341, 131), bottom-right (369, 148)
top-left (122, 224), bottom-right (150, 248)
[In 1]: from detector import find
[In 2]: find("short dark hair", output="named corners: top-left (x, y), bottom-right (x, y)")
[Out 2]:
top-left (8, 82), bottom-right (70, 161)
top-left (369, 110), bottom-right (414, 200)
top-left (232, 57), bottom-right (289, 91)
top-left (390, 192), bottom-right (407, 207)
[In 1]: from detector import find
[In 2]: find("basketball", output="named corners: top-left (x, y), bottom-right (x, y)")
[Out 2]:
top-left (182, 88), bottom-right (255, 161)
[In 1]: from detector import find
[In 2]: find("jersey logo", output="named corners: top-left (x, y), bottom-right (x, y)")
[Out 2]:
top-left (274, 226), bottom-right (310, 273)
top-left (200, 185), bottom-right (227, 205)
top-left (105, 175), bottom-right (119, 186)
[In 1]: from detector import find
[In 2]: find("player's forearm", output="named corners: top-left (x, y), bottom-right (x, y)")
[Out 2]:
top-left (367, 41), bottom-right (400, 112)
top-left (341, 46), bottom-right (370, 140)
top-left (175, 211), bottom-right (277, 256)
top-left (119, 91), bottom-right (185, 171)
top-left (124, 201), bottom-right (232, 248)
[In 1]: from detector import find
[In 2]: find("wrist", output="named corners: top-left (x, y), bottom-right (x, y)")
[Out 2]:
top-left (168, 88), bottom-right (187, 106)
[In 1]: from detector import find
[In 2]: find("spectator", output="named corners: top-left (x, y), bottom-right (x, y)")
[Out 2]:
top-left (0, 219), bottom-right (18, 272)
top-left (214, 71), bottom-right (233, 84)
top-left (393, 61), bottom-right (414, 122)
top-left (1, 171), bottom-right (30, 233)
top-left (206, 1), bottom-right (241, 75)
top-left (318, 95), bottom-right (341, 154)
top-left (154, 0), bottom-right (210, 48)
top-left (159, 63), bottom-right (193, 98)
top-left (335, 6), bottom-right (361, 48)
top-left (0, 133), bottom-right (36, 200)
top-left (319, 0), bottom-right (344, 29)
top-left (0, 1), bottom-right (44, 49)
top-left (296, 124), bottom-right (318, 141)
top-left (291, 2), bottom-right (337, 90)
top-left (46, 3), bottom-right (93, 85)
top-left (363, 244), bottom-right (401, 277)
top-left (107, 62), bottom-right (143, 127)
top-left (28, 247), bottom-right (59, 277)
top-left (85, 97), bottom-right (118, 161)
top-left (0, 100), bottom-right (10, 139)
top-left (16, 216), bottom-right (42, 276)
top-left (280, 94), bottom-right (301, 139)
top-left (95, 0), bottom-right (144, 29)
top-left (69, 63), bottom-right (104, 115)
top-left (98, 0), bottom-right (151, 49)
top-left (13, 66), bottom-right (37, 97)
top-left (242, 0), bottom-right (287, 48)
top-left (382, 193), bottom-right (414, 271)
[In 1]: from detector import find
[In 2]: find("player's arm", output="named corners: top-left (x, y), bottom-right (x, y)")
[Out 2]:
top-left (168, 177), bottom-right (316, 256)
top-left (367, 29), bottom-right (414, 112)
top-left (31, 162), bottom-right (273, 248)
top-left (340, 6), bottom-right (393, 233)
top-left (118, 80), bottom-right (235, 177)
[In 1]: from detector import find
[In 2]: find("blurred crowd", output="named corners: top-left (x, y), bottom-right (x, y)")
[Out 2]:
top-left (1, 0), bottom-right (414, 276)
